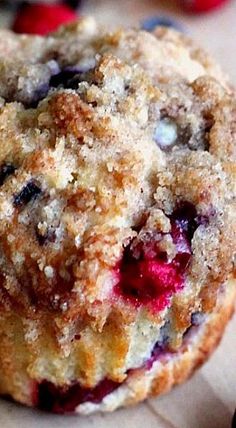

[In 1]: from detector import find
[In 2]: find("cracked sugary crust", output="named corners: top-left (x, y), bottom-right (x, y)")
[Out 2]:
top-left (0, 18), bottom-right (235, 412)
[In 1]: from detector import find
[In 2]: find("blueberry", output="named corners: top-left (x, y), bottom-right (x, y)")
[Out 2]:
top-left (46, 60), bottom-right (61, 76)
top-left (35, 227), bottom-right (56, 246)
top-left (29, 61), bottom-right (61, 107)
top-left (50, 64), bottom-right (94, 90)
top-left (49, 67), bottom-right (80, 89)
top-left (14, 180), bottom-right (41, 207)
top-left (145, 324), bottom-right (170, 370)
top-left (0, 163), bottom-right (16, 186)
top-left (191, 312), bottom-right (205, 326)
top-left (141, 16), bottom-right (184, 33)
top-left (156, 322), bottom-right (170, 350)
top-left (171, 201), bottom-right (198, 240)
top-left (184, 311), bottom-right (206, 339)
top-left (27, 61), bottom-right (94, 108)
top-left (29, 82), bottom-right (50, 108)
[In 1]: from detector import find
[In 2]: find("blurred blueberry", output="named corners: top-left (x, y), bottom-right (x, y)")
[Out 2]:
top-left (141, 16), bottom-right (184, 32)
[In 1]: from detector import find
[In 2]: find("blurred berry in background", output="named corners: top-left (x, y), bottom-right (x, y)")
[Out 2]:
top-left (12, 2), bottom-right (79, 35)
top-left (4, 0), bottom-right (232, 37)
top-left (141, 16), bottom-right (183, 32)
top-left (181, 0), bottom-right (230, 13)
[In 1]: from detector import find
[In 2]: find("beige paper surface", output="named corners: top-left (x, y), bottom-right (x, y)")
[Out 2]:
top-left (0, 1), bottom-right (235, 427)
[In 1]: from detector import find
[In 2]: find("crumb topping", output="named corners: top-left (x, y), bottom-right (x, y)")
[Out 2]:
top-left (0, 18), bottom-right (235, 390)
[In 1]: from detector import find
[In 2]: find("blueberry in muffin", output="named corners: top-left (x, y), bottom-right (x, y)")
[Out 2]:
top-left (0, 18), bottom-right (235, 414)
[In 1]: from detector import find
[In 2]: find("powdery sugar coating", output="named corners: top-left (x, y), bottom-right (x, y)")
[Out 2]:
top-left (0, 18), bottom-right (235, 414)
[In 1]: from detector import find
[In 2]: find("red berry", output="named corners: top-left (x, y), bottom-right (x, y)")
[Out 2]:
top-left (181, 0), bottom-right (229, 13)
top-left (116, 248), bottom-right (185, 312)
top-left (116, 202), bottom-right (200, 312)
top-left (12, 4), bottom-right (77, 36)
top-left (118, 258), bottom-right (183, 311)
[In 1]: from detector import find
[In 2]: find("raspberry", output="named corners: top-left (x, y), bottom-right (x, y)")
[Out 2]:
top-left (116, 202), bottom-right (199, 312)
top-left (118, 258), bottom-right (184, 311)
top-left (12, 4), bottom-right (77, 36)
top-left (181, 0), bottom-right (229, 13)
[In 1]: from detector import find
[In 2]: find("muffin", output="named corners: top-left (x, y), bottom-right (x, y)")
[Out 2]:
top-left (0, 18), bottom-right (235, 414)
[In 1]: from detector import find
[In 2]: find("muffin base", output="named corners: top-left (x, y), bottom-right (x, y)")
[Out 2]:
top-left (77, 279), bottom-right (236, 415)
top-left (0, 280), bottom-right (235, 415)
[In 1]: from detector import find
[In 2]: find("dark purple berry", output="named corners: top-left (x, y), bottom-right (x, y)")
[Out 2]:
top-left (37, 378), bottom-right (120, 414)
top-left (191, 312), bottom-right (205, 326)
top-left (50, 65), bottom-right (94, 89)
top-left (171, 202), bottom-right (198, 240)
top-left (184, 311), bottom-right (206, 339)
top-left (144, 324), bottom-right (170, 370)
top-left (49, 67), bottom-right (79, 88)
top-left (14, 180), bottom-right (41, 207)
top-left (24, 62), bottom-right (93, 108)
top-left (35, 227), bottom-right (56, 246)
top-left (0, 163), bottom-right (16, 186)
top-left (29, 61), bottom-right (60, 108)
top-left (29, 82), bottom-right (50, 108)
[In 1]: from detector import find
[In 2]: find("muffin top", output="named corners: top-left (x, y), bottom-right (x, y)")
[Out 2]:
top-left (0, 17), bottom-right (235, 355)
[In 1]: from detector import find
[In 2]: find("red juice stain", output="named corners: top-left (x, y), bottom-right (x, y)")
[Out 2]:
top-left (37, 378), bottom-right (120, 414)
